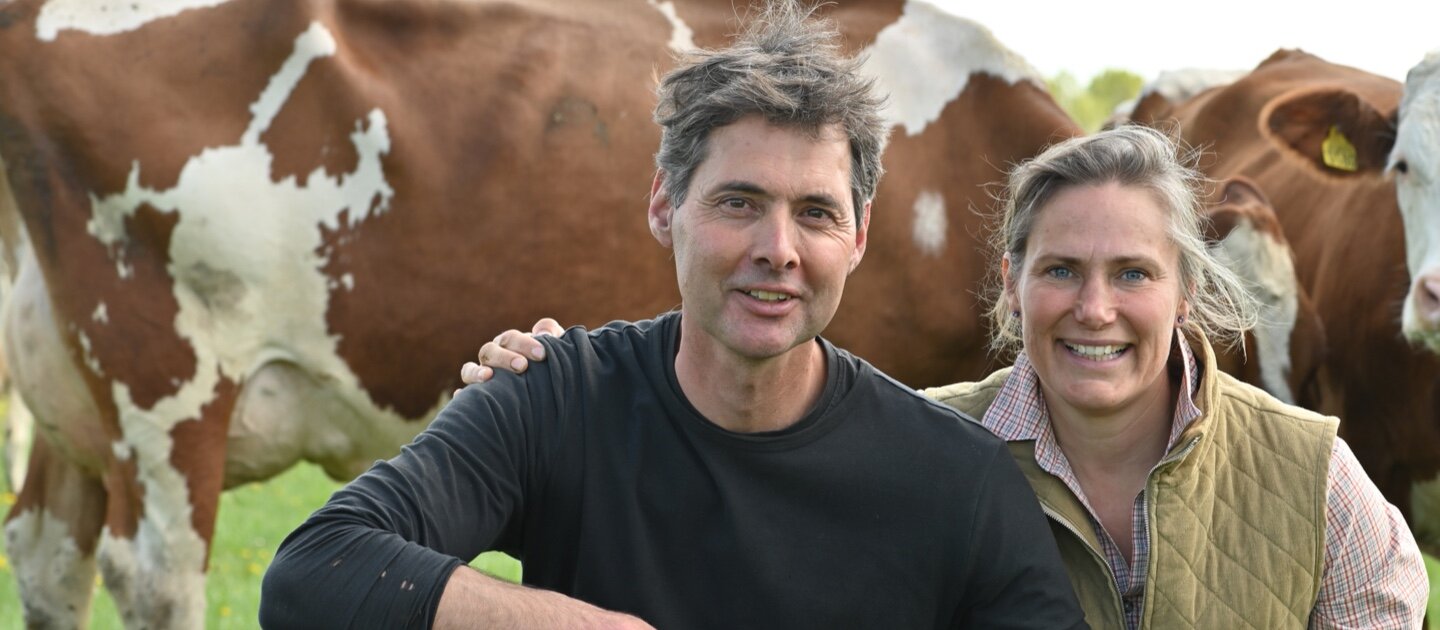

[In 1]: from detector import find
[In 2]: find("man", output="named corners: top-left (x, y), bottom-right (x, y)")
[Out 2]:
top-left (260, 2), bottom-right (1085, 628)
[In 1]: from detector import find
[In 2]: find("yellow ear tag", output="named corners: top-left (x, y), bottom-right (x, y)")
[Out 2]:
top-left (1321, 125), bottom-right (1357, 172)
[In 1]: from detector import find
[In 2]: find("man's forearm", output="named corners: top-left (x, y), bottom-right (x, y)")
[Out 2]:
top-left (436, 566), bottom-right (655, 630)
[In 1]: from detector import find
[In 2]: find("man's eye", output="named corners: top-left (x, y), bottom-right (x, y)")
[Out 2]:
top-left (722, 198), bottom-right (748, 209)
top-left (804, 208), bottom-right (834, 220)
top-left (1121, 269), bottom-right (1147, 282)
top-left (1046, 267), bottom-right (1072, 279)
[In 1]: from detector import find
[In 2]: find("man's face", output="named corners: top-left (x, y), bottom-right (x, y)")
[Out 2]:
top-left (649, 115), bottom-right (869, 363)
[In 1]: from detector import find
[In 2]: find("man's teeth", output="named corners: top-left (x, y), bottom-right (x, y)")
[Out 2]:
top-left (747, 290), bottom-right (790, 302)
top-left (1065, 343), bottom-right (1126, 360)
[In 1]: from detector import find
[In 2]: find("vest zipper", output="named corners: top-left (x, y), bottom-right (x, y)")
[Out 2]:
top-left (1039, 502), bottom-right (1126, 624)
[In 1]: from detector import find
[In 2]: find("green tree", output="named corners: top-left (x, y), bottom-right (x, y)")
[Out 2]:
top-left (1047, 68), bottom-right (1144, 132)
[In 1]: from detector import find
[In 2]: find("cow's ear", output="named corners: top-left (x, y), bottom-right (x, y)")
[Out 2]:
top-left (1262, 87), bottom-right (1396, 177)
top-left (1204, 176), bottom-right (1272, 243)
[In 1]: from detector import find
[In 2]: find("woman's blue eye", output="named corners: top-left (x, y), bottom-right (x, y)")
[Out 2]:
top-left (1047, 267), bottom-right (1072, 279)
top-left (1121, 269), bottom-right (1147, 282)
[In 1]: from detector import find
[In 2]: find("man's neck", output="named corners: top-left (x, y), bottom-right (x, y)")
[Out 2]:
top-left (672, 322), bottom-right (828, 434)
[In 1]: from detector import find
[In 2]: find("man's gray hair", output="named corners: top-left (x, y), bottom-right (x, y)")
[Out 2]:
top-left (988, 125), bottom-right (1261, 355)
top-left (653, 0), bottom-right (888, 221)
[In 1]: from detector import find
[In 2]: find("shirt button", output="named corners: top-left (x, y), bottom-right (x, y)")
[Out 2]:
top-left (1124, 600), bottom-right (1135, 612)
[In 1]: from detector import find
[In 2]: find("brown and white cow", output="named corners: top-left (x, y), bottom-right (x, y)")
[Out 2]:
top-left (0, 0), bottom-right (1079, 626)
top-left (1124, 49), bottom-right (1440, 552)
top-left (1203, 175), bottom-right (1325, 406)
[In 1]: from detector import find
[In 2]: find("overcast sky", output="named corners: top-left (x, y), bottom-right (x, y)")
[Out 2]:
top-left (930, 1), bottom-right (1437, 83)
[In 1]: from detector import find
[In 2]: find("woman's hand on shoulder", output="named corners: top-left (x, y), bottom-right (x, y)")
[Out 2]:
top-left (459, 318), bottom-right (566, 387)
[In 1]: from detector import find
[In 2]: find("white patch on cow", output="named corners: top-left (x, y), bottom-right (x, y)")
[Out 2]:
top-left (5, 392), bottom-right (34, 490)
top-left (1213, 222), bottom-right (1299, 403)
top-left (1139, 68), bottom-right (1245, 103)
top-left (112, 440), bottom-right (133, 461)
top-left (75, 330), bottom-right (103, 376)
top-left (4, 508), bottom-right (98, 628)
top-left (1395, 51), bottom-right (1440, 349)
top-left (35, 0), bottom-right (233, 42)
top-left (91, 301), bottom-right (108, 324)
top-left (341, 272), bottom-right (354, 291)
top-left (645, 0), bottom-right (695, 53)
top-left (96, 526), bottom-right (205, 629)
top-left (3, 246), bottom-right (105, 473)
top-left (910, 190), bottom-right (947, 256)
top-left (859, 1), bottom-right (1042, 136)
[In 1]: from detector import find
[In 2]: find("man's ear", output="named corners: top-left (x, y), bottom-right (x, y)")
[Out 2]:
top-left (648, 170), bottom-right (675, 248)
top-left (848, 202), bottom-right (871, 274)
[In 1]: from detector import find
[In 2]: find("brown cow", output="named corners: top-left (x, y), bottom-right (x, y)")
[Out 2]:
top-left (0, 0), bottom-right (1078, 626)
top-left (1124, 49), bottom-right (1440, 552)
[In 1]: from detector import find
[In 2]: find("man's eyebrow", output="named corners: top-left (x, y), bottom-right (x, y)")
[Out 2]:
top-left (706, 180), bottom-right (847, 212)
top-left (707, 180), bottom-right (769, 198)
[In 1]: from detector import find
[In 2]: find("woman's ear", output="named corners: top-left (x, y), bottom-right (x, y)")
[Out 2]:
top-left (1002, 253), bottom-right (1020, 313)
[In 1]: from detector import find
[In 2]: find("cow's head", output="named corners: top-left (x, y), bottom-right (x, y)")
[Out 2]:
top-left (1392, 52), bottom-right (1440, 351)
top-left (1260, 56), bottom-right (1440, 351)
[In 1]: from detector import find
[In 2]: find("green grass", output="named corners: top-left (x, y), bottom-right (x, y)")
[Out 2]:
top-left (0, 462), bottom-right (520, 628)
top-left (0, 459), bottom-right (1436, 626)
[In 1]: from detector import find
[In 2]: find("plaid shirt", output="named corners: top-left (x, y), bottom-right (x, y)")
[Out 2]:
top-left (983, 336), bottom-right (1427, 629)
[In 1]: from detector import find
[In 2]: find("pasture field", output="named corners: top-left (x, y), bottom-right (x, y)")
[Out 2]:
top-left (0, 462), bottom-right (521, 628)
top-left (0, 454), bottom-right (1435, 627)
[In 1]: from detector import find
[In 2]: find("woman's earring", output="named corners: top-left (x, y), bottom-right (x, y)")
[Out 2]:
top-left (1176, 315), bottom-right (1185, 326)
top-left (1012, 310), bottom-right (1021, 318)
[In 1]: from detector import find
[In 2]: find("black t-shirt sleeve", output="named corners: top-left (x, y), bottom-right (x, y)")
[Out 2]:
top-left (955, 441), bottom-right (1089, 629)
top-left (260, 368), bottom-right (560, 629)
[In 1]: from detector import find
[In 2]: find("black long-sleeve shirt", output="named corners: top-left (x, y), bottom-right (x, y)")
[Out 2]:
top-left (261, 313), bottom-right (1086, 629)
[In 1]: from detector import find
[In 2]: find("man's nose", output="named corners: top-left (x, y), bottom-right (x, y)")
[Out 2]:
top-left (752, 213), bottom-right (800, 270)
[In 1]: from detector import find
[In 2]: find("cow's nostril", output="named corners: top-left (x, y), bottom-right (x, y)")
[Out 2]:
top-left (1420, 279), bottom-right (1440, 320)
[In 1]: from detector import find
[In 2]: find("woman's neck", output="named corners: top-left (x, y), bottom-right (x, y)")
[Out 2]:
top-left (1045, 376), bottom-right (1177, 481)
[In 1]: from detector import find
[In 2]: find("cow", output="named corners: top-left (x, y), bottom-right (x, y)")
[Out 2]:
top-left (1122, 49), bottom-right (1440, 553)
top-left (1202, 175), bottom-right (1325, 406)
top-left (0, 0), bottom-right (1080, 626)
top-left (1393, 52), bottom-right (1440, 350)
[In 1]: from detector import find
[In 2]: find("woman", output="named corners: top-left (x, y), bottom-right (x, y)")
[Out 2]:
top-left (462, 126), bottom-right (1427, 628)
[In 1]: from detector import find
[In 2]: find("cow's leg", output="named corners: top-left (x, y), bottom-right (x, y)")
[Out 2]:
top-left (4, 393), bottom-right (34, 494)
top-left (96, 382), bottom-right (235, 630)
top-left (4, 434), bottom-right (106, 629)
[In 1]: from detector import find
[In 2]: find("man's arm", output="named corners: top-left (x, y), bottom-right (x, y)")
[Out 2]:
top-left (436, 566), bottom-right (651, 630)
top-left (956, 441), bottom-right (1088, 629)
top-left (261, 358), bottom-right (654, 629)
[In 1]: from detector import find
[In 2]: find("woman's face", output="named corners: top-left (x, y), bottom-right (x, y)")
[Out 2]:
top-left (1005, 182), bottom-right (1190, 420)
